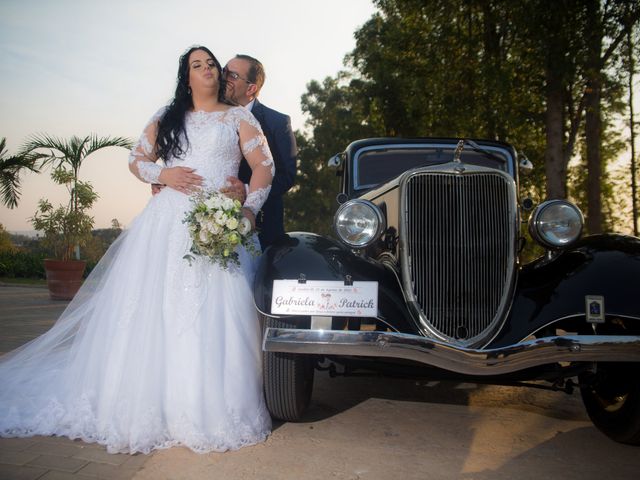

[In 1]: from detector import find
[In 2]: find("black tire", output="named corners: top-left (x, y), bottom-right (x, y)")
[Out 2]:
top-left (580, 362), bottom-right (640, 445)
top-left (262, 315), bottom-right (315, 421)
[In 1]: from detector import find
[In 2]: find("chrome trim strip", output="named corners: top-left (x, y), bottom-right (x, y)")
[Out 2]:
top-left (522, 313), bottom-right (640, 344)
top-left (263, 328), bottom-right (640, 376)
top-left (369, 316), bottom-right (402, 333)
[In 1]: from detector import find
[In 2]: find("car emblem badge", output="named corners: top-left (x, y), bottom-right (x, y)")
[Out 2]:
top-left (454, 165), bottom-right (465, 174)
top-left (585, 295), bottom-right (605, 324)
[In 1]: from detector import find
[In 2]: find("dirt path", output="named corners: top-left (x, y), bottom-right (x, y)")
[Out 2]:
top-left (135, 373), bottom-right (640, 479)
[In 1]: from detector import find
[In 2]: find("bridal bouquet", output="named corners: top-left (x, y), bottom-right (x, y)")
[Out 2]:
top-left (183, 190), bottom-right (257, 269)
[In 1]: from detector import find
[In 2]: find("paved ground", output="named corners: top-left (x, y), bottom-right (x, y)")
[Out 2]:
top-left (0, 285), bottom-right (150, 480)
top-left (1, 284), bottom-right (639, 479)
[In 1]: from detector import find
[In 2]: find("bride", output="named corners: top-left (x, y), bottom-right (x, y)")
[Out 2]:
top-left (0, 45), bottom-right (273, 454)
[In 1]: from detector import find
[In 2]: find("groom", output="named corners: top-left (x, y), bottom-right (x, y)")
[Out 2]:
top-left (223, 54), bottom-right (297, 250)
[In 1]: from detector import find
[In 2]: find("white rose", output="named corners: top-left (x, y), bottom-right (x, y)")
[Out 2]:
top-left (238, 217), bottom-right (251, 235)
top-left (205, 194), bottom-right (222, 210)
top-left (198, 229), bottom-right (209, 243)
top-left (214, 210), bottom-right (226, 225)
top-left (210, 222), bottom-right (222, 235)
top-left (226, 217), bottom-right (239, 230)
top-left (222, 197), bottom-right (234, 210)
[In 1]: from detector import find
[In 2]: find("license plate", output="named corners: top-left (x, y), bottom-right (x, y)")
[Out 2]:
top-left (271, 279), bottom-right (378, 317)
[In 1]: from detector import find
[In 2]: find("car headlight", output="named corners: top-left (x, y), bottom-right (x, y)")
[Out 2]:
top-left (529, 200), bottom-right (584, 249)
top-left (334, 200), bottom-right (385, 248)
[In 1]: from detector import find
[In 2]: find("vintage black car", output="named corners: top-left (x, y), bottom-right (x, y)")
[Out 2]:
top-left (254, 137), bottom-right (640, 445)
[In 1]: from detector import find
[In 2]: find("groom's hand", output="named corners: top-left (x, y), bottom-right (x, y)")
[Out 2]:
top-left (221, 176), bottom-right (247, 203)
top-left (151, 183), bottom-right (165, 195)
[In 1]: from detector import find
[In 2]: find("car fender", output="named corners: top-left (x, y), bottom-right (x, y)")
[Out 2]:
top-left (253, 232), bottom-right (417, 331)
top-left (490, 234), bottom-right (640, 347)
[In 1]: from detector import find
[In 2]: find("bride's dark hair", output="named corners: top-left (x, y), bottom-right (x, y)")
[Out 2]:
top-left (155, 45), bottom-right (232, 160)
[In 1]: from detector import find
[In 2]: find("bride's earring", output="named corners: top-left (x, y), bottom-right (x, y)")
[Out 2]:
top-left (187, 86), bottom-right (192, 95)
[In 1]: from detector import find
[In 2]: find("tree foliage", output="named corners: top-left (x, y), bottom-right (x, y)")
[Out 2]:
top-left (0, 223), bottom-right (15, 253)
top-left (285, 76), bottom-right (377, 234)
top-left (30, 171), bottom-right (99, 261)
top-left (22, 134), bottom-right (133, 261)
top-left (285, 0), bottom-right (640, 236)
top-left (0, 137), bottom-right (39, 209)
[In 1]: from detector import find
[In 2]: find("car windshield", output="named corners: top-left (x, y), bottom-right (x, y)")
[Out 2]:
top-left (353, 144), bottom-right (511, 191)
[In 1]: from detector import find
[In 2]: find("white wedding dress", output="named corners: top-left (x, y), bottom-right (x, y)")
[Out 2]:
top-left (0, 106), bottom-right (274, 454)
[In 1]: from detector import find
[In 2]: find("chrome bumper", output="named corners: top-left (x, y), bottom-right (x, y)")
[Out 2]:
top-left (263, 328), bottom-right (640, 376)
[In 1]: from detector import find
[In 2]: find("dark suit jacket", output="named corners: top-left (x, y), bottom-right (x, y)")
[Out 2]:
top-left (238, 99), bottom-right (297, 250)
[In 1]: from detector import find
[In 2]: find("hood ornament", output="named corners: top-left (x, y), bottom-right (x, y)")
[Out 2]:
top-left (453, 139), bottom-right (465, 163)
top-left (453, 139), bottom-right (466, 173)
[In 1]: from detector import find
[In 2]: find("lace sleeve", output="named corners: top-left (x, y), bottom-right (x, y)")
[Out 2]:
top-left (238, 111), bottom-right (275, 216)
top-left (128, 108), bottom-right (165, 184)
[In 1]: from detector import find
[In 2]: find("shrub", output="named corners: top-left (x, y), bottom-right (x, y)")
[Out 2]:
top-left (0, 250), bottom-right (46, 278)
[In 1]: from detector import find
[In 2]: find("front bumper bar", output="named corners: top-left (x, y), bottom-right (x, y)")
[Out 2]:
top-left (263, 328), bottom-right (640, 376)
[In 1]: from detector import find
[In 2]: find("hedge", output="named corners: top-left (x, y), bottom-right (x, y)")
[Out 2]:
top-left (0, 251), bottom-right (47, 279)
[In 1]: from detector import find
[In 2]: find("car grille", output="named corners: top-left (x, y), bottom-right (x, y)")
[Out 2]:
top-left (403, 171), bottom-right (515, 345)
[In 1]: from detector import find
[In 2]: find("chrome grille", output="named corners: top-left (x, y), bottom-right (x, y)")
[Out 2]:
top-left (403, 170), bottom-right (515, 345)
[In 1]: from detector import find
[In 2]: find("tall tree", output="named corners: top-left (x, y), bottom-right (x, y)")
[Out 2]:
top-left (287, 0), bottom-right (639, 234)
top-left (345, 0), bottom-right (549, 194)
top-left (285, 76), bottom-right (377, 234)
top-left (582, 0), bottom-right (640, 233)
top-left (584, 0), bottom-right (605, 232)
top-left (626, 17), bottom-right (639, 236)
top-left (518, 0), bottom-right (586, 200)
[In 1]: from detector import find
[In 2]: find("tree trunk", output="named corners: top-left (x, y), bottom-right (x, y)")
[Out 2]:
top-left (585, 0), bottom-right (603, 234)
top-left (481, 1), bottom-right (500, 140)
top-left (585, 83), bottom-right (603, 234)
top-left (545, 67), bottom-right (567, 199)
top-left (628, 28), bottom-right (638, 236)
top-left (543, 1), bottom-right (569, 199)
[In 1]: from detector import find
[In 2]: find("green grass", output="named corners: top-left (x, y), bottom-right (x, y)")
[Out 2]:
top-left (0, 277), bottom-right (47, 286)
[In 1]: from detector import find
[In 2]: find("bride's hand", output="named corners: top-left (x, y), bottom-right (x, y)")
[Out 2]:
top-left (158, 167), bottom-right (203, 194)
top-left (241, 207), bottom-right (256, 230)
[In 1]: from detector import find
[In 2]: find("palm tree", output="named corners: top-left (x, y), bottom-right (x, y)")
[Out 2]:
top-left (22, 134), bottom-right (134, 217)
top-left (23, 134), bottom-right (133, 261)
top-left (0, 137), bottom-right (39, 208)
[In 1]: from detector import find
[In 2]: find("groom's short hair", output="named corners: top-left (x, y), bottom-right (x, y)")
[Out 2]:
top-left (235, 54), bottom-right (265, 92)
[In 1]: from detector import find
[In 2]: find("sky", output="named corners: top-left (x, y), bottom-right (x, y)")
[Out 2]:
top-left (0, 0), bottom-right (377, 232)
